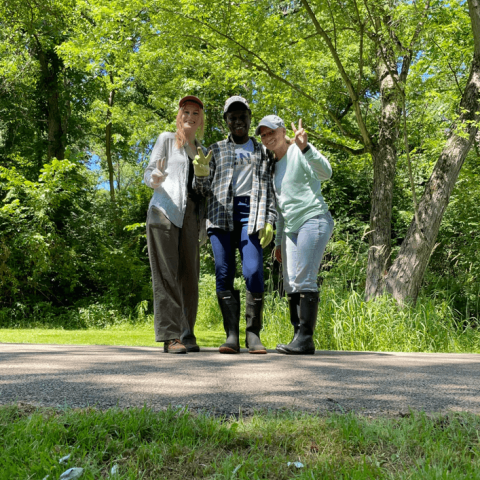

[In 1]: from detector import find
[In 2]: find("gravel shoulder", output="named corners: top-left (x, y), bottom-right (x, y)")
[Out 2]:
top-left (1, 343), bottom-right (479, 417)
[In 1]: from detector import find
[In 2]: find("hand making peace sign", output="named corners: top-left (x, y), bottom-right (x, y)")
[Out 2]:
top-left (150, 157), bottom-right (168, 188)
top-left (193, 147), bottom-right (212, 177)
top-left (291, 119), bottom-right (308, 151)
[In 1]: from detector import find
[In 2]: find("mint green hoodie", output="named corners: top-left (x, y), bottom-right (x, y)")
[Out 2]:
top-left (274, 143), bottom-right (332, 246)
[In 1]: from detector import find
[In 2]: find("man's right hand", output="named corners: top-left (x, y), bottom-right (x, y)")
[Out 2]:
top-left (150, 157), bottom-right (168, 188)
top-left (275, 245), bottom-right (282, 263)
top-left (193, 148), bottom-right (212, 177)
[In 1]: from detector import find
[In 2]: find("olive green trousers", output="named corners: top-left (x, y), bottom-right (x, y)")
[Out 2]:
top-left (146, 198), bottom-right (200, 342)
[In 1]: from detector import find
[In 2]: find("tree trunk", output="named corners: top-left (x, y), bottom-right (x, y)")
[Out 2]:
top-left (384, 56), bottom-right (480, 303)
top-left (37, 47), bottom-right (65, 161)
top-left (105, 74), bottom-right (116, 203)
top-left (365, 46), bottom-right (402, 300)
top-left (62, 72), bottom-right (71, 145)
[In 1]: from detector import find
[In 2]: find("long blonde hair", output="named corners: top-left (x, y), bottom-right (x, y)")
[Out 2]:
top-left (175, 104), bottom-right (205, 149)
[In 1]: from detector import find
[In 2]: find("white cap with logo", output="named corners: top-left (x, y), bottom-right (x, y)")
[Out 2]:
top-left (223, 96), bottom-right (251, 114)
top-left (255, 115), bottom-right (286, 135)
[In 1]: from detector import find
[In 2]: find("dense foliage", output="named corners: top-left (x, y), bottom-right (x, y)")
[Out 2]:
top-left (1, 0), bottom-right (479, 325)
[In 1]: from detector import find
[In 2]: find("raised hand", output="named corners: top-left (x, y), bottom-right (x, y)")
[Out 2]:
top-left (193, 147), bottom-right (212, 177)
top-left (150, 157), bottom-right (168, 188)
top-left (291, 119), bottom-right (308, 151)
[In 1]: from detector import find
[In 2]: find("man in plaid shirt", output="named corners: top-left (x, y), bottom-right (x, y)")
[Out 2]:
top-left (194, 96), bottom-right (276, 355)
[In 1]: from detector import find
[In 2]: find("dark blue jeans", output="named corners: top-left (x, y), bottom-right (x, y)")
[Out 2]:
top-left (209, 197), bottom-right (264, 293)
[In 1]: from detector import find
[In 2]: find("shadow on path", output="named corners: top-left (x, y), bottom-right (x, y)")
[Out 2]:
top-left (1, 344), bottom-right (479, 416)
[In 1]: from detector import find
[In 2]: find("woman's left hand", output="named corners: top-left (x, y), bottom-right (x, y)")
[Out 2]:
top-left (291, 119), bottom-right (308, 151)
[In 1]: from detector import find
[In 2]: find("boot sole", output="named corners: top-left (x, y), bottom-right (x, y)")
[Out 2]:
top-left (219, 346), bottom-right (240, 354)
top-left (283, 351), bottom-right (315, 355)
top-left (276, 346), bottom-right (314, 355)
top-left (248, 349), bottom-right (267, 354)
top-left (185, 345), bottom-right (200, 353)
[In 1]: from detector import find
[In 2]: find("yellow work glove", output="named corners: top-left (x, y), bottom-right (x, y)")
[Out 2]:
top-left (193, 148), bottom-right (212, 177)
top-left (258, 223), bottom-right (274, 249)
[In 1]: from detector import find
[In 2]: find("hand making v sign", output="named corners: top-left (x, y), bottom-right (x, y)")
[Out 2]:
top-left (150, 157), bottom-right (168, 188)
top-left (291, 119), bottom-right (308, 151)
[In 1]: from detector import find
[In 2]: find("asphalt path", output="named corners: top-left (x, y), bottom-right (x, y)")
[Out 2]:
top-left (1, 343), bottom-right (479, 417)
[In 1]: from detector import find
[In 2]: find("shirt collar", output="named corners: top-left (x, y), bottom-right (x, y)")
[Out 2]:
top-left (227, 134), bottom-right (259, 148)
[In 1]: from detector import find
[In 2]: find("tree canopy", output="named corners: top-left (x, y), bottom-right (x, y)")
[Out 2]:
top-left (1, 0), bottom-right (479, 319)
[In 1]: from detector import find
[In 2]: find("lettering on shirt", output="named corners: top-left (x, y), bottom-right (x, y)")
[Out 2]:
top-left (234, 151), bottom-right (252, 166)
top-left (233, 139), bottom-right (254, 196)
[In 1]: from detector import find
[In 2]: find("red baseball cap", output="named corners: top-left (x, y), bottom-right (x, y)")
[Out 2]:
top-left (179, 95), bottom-right (204, 109)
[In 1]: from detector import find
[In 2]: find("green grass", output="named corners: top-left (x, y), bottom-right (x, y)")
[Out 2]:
top-left (0, 325), bottom-right (225, 347)
top-left (1, 274), bottom-right (480, 353)
top-left (1, 404), bottom-right (480, 479)
top-left (262, 286), bottom-right (480, 353)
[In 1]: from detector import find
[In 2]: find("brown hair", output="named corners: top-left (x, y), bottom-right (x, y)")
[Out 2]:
top-left (175, 103), bottom-right (205, 149)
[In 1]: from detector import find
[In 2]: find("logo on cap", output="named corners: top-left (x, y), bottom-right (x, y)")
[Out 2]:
top-left (224, 96), bottom-right (250, 113)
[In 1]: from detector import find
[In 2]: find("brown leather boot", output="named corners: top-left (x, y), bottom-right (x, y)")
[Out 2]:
top-left (181, 330), bottom-right (200, 352)
top-left (164, 339), bottom-right (187, 354)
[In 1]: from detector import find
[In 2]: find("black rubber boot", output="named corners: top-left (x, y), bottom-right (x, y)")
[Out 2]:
top-left (276, 293), bottom-right (300, 351)
top-left (180, 330), bottom-right (200, 353)
top-left (276, 292), bottom-right (319, 355)
top-left (245, 291), bottom-right (267, 354)
top-left (218, 290), bottom-right (241, 354)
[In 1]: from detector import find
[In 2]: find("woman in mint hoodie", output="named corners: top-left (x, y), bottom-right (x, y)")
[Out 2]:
top-left (256, 115), bottom-right (334, 355)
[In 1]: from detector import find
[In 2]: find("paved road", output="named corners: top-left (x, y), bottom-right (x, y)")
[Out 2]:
top-left (1, 343), bottom-right (479, 417)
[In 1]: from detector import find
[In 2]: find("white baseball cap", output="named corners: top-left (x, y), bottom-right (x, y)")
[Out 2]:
top-left (223, 96), bottom-right (251, 114)
top-left (255, 115), bottom-right (285, 135)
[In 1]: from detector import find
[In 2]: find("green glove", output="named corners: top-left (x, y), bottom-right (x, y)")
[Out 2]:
top-left (258, 223), bottom-right (274, 249)
top-left (193, 148), bottom-right (212, 177)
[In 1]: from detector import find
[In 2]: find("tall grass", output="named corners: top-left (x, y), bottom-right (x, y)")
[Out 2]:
top-left (2, 274), bottom-right (479, 353)
top-left (261, 287), bottom-right (480, 353)
top-left (258, 228), bottom-right (480, 353)
top-left (196, 274), bottom-right (480, 353)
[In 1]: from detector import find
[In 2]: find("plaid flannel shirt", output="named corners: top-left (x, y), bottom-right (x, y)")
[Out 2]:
top-left (193, 135), bottom-right (276, 235)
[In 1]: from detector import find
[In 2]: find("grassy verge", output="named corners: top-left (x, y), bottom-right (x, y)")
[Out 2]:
top-left (1, 274), bottom-right (479, 353)
top-left (262, 286), bottom-right (480, 353)
top-left (0, 325), bottom-right (226, 348)
top-left (1, 404), bottom-right (480, 479)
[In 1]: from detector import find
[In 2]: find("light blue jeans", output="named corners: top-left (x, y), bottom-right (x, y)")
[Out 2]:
top-left (282, 212), bottom-right (334, 294)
